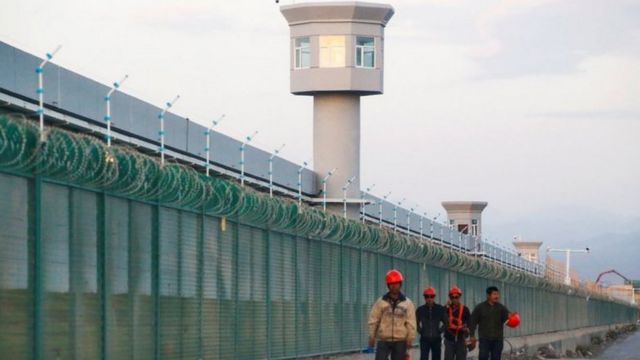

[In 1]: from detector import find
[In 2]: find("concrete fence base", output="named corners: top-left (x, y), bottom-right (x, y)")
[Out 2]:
top-left (316, 323), bottom-right (632, 359)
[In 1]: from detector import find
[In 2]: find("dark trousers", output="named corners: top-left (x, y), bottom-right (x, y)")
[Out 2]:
top-left (420, 337), bottom-right (441, 360)
top-left (478, 339), bottom-right (503, 360)
top-left (444, 337), bottom-right (466, 360)
top-left (376, 340), bottom-right (407, 360)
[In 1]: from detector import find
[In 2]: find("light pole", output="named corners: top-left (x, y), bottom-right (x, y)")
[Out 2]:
top-left (240, 131), bottom-right (259, 186)
top-left (430, 213), bottom-right (440, 241)
top-left (342, 176), bottom-right (356, 219)
top-left (205, 114), bottom-right (225, 176)
top-left (269, 144), bottom-right (286, 197)
top-left (506, 247), bottom-right (514, 270)
top-left (489, 240), bottom-right (497, 263)
top-left (379, 191), bottom-right (392, 227)
top-left (158, 95), bottom-right (180, 165)
top-left (547, 247), bottom-right (590, 286)
top-left (406, 206), bottom-right (415, 235)
top-left (487, 239), bottom-right (495, 263)
top-left (419, 212), bottom-right (427, 240)
top-left (36, 45), bottom-right (62, 142)
top-left (297, 160), bottom-right (309, 209)
top-left (104, 74), bottom-right (129, 147)
top-left (361, 184), bottom-right (376, 224)
top-left (321, 168), bottom-right (337, 212)
top-left (393, 198), bottom-right (406, 233)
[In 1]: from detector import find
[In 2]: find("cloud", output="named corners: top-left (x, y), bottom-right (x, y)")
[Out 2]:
top-left (471, 0), bottom-right (640, 77)
top-left (470, 0), bottom-right (559, 58)
top-left (130, 3), bottom-right (232, 33)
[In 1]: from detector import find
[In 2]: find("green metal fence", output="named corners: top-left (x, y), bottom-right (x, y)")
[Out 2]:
top-left (0, 115), bottom-right (637, 359)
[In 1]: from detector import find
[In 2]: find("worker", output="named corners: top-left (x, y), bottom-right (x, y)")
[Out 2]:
top-left (468, 286), bottom-right (515, 360)
top-left (443, 286), bottom-right (471, 360)
top-left (368, 269), bottom-right (417, 360)
top-left (416, 287), bottom-right (448, 360)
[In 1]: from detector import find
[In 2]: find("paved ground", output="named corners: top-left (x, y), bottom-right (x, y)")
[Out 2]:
top-left (316, 330), bottom-right (640, 359)
top-left (596, 330), bottom-right (640, 360)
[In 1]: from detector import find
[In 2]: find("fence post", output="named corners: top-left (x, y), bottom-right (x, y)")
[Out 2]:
top-left (198, 212), bottom-right (205, 360)
top-left (339, 233), bottom-right (344, 351)
top-left (98, 193), bottom-right (107, 360)
top-left (294, 234), bottom-right (299, 358)
top-left (32, 176), bottom-right (43, 360)
top-left (234, 220), bottom-right (240, 357)
top-left (266, 230), bottom-right (272, 359)
top-left (152, 204), bottom-right (160, 360)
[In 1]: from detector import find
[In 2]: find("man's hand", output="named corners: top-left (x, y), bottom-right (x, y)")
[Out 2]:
top-left (368, 337), bottom-right (376, 348)
top-left (508, 312), bottom-right (517, 318)
top-left (406, 340), bottom-right (413, 349)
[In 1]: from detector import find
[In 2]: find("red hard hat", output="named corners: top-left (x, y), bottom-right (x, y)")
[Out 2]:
top-left (448, 286), bottom-right (462, 296)
top-left (385, 269), bottom-right (404, 284)
top-left (506, 312), bottom-right (521, 328)
top-left (423, 287), bottom-right (436, 296)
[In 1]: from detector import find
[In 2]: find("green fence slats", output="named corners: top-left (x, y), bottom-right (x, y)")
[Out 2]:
top-left (179, 212), bottom-right (200, 359)
top-left (70, 189), bottom-right (100, 360)
top-left (41, 183), bottom-right (71, 360)
top-left (105, 196), bottom-right (131, 359)
top-left (130, 202), bottom-right (154, 360)
top-left (0, 173), bottom-right (30, 359)
top-left (201, 216), bottom-right (220, 360)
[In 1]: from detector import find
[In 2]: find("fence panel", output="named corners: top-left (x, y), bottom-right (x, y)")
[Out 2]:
top-left (0, 169), bottom-right (637, 360)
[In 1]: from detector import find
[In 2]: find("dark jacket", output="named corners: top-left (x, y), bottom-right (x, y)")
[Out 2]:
top-left (443, 304), bottom-right (470, 341)
top-left (469, 301), bottom-right (510, 340)
top-left (416, 303), bottom-right (447, 339)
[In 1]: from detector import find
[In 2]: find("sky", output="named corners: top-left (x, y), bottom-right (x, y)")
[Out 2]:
top-left (1, 0), bottom-right (639, 280)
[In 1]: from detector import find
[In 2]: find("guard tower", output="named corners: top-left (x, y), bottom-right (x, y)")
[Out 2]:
top-left (280, 1), bottom-right (395, 217)
top-left (442, 201), bottom-right (488, 252)
top-left (512, 238), bottom-right (543, 263)
top-left (441, 201), bottom-right (488, 237)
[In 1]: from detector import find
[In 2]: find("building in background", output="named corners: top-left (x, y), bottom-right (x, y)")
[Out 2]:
top-left (441, 201), bottom-right (488, 236)
top-left (512, 238), bottom-right (543, 263)
top-left (606, 283), bottom-right (636, 305)
top-left (441, 201), bottom-right (487, 254)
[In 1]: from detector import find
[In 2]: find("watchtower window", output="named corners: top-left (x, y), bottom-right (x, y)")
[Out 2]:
top-left (355, 37), bottom-right (375, 68)
top-left (294, 37), bottom-right (310, 69)
top-left (319, 36), bottom-right (346, 68)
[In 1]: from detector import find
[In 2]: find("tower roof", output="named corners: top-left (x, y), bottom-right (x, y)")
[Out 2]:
top-left (280, 2), bottom-right (394, 26)
top-left (512, 241), bottom-right (543, 248)
top-left (441, 201), bottom-right (488, 212)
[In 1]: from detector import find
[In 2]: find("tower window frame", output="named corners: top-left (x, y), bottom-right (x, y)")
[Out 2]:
top-left (355, 36), bottom-right (375, 69)
top-left (319, 35), bottom-right (346, 68)
top-left (294, 37), bottom-right (311, 70)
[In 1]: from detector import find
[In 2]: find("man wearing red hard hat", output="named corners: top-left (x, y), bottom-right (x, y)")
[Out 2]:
top-left (443, 286), bottom-right (471, 360)
top-left (416, 287), bottom-right (447, 360)
top-left (368, 269), bottom-right (417, 360)
top-left (468, 286), bottom-right (519, 360)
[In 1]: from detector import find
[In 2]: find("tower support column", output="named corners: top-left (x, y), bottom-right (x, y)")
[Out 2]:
top-left (313, 94), bottom-right (360, 216)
